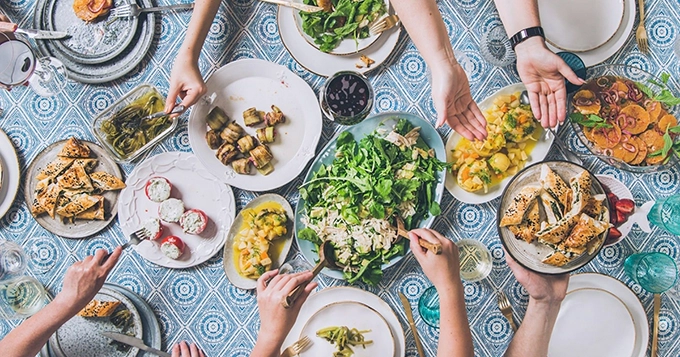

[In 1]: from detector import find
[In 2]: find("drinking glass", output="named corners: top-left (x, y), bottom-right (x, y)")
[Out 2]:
top-left (457, 239), bottom-right (492, 282)
top-left (0, 276), bottom-right (48, 319)
top-left (674, 36), bottom-right (680, 60)
top-left (556, 52), bottom-right (586, 94)
top-left (479, 25), bottom-right (516, 67)
top-left (319, 71), bottom-right (374, 125)
top-left (418, 285), bottom-right (440, 328)
top-left (279, 254), bottom-right (313, 275)
top-left (647, 194), bottom-right (680, 235)
top-left (624, 252), bottom-right (678, 293)
top-left (0, 31), bottom-right (67, 97)
top-left (0, 240), bottom-right (28, 282)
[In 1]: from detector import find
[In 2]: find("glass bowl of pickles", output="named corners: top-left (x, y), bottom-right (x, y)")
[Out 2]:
top-left (91, 84), bottom-right (178, 163)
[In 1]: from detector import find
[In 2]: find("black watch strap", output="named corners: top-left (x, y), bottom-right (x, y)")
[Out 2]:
top-left (510, 26), bottom-right (545, 50)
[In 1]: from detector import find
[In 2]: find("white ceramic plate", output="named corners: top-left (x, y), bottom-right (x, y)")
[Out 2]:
top-left (445, 83), bottom-right (553, 204)
top-left (118, 152), bottom-right (235, 269)
top-left (596, 174), bottom-right (634, 245)
top-left (0, 129), bottom-right (19, 219)
top-left (549, 273), bottom-right (648, 357)
top-left (278, 5), bottom-right (401, 77)
top-left (539, 0), bottom-right (624, 52)
top-left (223, 193), bottom-right (294, 290)
top-left (293, 0), bottom-right (389, 55)
top-left (24, 140), bottom-right (122, 239)
top-left (540, 0), bottom-right (635, 66)
top-left (300, 301), bottom-right (395, 357)
top-left (281, 286), bottom-right (406, 357)
top-left (50, 287), bottom-right (143, 357)
top-left (188, 58), bottom-right (322, 192)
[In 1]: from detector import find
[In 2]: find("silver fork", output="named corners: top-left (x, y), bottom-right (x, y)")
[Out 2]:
top-left (121, 228), bottom-right (152, 250)
top-left (281, 336), bottom-right (312, 357)
top-left (110, 2), bottom-right (195, 19)
top-left (369, 15), bottom-right (400, 35)
top-left (497, 291), bottom-right (518, 332)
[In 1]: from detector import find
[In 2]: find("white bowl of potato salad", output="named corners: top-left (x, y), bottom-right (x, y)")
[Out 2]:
top-left (445, 83), bottom-right (555, 204)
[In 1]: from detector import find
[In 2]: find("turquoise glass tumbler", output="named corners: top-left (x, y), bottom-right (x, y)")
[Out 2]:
top-left (647, 194), bottom-right (680, 235)
top-left (418, 286), bottom-right (440, 328)
top-left (624, 252), bottom-right (678, 293)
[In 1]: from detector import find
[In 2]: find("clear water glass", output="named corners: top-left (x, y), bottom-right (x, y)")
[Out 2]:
top-left (0, 240), bottom-right (28, 282)
top-left (0, 276), bottom-right (48, 319)
top-left (624, 252), bottom-right (678, 293)
top-left (456, 239), bottom-right (492, 282)
top-left (418, 285), bottom-right (440, 328)
top-left (278, 255), bottom-right (313, 275)
top-left (647, 194), bottom-right (680, 235)
top-left (479, 25), bottom-right (516, 67)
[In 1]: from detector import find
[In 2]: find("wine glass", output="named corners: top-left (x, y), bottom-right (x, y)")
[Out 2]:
top-left (479, 25), bottom-right (516, 67)
top-left (0, 31), bottom-right (67, 97)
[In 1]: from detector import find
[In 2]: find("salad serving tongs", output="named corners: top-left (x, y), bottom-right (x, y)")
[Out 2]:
top-left (282, 241), bottom-right (340, 308)
top-left (395, 216), bottom-right (442, 255)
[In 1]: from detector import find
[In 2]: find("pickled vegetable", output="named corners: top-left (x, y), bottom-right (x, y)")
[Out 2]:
top-left (206, 106), bottom-right (230, 130)
top-left (100, 91), bottom-right (172, 158)
top-left (488, 152), bottom-right (511, 174)
top-left (316, 326), bottom-right (373, 357)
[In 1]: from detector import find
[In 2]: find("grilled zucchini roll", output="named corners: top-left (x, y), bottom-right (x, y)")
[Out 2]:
top-left (264, 105), bottom-right (285, 126)
top-left (232, 158), bottom-right (252, 174)
top-left (220, 122), bottom-right (244, 144)
top-left (250, 145), bottom-right (273, 168)
top-left (243, 107), bottom-right (264, 127)
top-left (206, 106), bottom-right (230, 131)
top-left (205, 129), bottom-right (223, 149)
top-left (237, 135), bottom-right (256, 153)
top-left (256, 126), bottom-right (275, 143)
top-left (216, 143), bottom-right (239, 165)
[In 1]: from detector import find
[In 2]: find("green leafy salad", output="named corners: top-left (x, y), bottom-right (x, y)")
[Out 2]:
top-left (300, 0), bottom-right (387, 53)
top-left (298, 119), bottom-right (447, 285)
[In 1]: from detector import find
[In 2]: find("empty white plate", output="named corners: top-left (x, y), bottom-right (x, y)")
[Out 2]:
top-left (549, 273), bottom-right (648, 357)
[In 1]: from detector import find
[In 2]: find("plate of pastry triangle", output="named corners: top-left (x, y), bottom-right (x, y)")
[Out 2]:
top-left (25, 137), bottom-right (126, 238)
top-left (497, 161), bottom-right (611, 274)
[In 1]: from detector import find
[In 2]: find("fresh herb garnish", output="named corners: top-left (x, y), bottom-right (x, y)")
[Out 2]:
top-left (300, 0), bottom-right (386, 53)
top-left (635, 72), bottom-right (680, 107)
top-left (649, 126), bottom-right (680, 159)
top-left (569, 113), bottom-right (613, 129)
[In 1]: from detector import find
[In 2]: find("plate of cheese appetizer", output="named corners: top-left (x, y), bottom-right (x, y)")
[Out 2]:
top-left (188, 58), bottom-right (322, 192)
top-left (498, 161), bottom-right (610, 274)
top-left (118, 152), bottom-right (235, 269)
top-left (223, 194), bottom-right (294, 290)
top-left (25, 137), bottom-right (125, 238)
top-left (446, 83), bottom-right (553, 204)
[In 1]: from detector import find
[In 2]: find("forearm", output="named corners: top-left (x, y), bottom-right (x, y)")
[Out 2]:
top-left (493, 0), bottom-right (540, 35)
top-left (178, 0), bottom-right (221, 60)
top-left (390, 0), bottom-right (456, 73)
top-left (250, 334), bottom-right (283, 357)
top-left (436, 283), bottom-right (474, 357)
top-left (504, 298), bottom-right (562, 357)
top-left (0, 298), bottom-right (78, 357)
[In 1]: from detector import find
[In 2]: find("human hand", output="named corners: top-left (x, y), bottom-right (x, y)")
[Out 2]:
top-left (53, 247), bottom-right (122, 315)
top-left (515, 37), bottom-right (585, 128)
top-left (409, 228), bottom-right (461, 290)
top-left (431, 62), bottom-right (487, 141)
top-left (165, 57), bottom-right (206, 114)
top-left (505, 249), bottom-right (569, 304)
top-left (171, 341), bottom-right (205, 357)
top-left (255, 270), bottom-right (317, 348)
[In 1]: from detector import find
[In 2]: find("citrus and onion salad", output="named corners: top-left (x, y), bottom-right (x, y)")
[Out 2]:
top-left (298, 119), bottom-right (446, 285)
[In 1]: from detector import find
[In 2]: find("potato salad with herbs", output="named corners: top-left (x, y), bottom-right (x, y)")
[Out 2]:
top-left (298, 119), bottom-right (446, 285)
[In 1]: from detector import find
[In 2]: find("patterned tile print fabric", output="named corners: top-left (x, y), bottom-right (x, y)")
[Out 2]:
top-left (1, 0), bottom-right (680, 356)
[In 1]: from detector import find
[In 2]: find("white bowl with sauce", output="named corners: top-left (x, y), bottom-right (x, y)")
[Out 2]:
top-left (223, 193), bottom-right (295, 290)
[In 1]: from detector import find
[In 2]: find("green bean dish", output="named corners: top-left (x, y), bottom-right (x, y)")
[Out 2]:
top-left (317, 326), bottom-right (373, 357)
top-left (100, 91), bottom-right (172, 158)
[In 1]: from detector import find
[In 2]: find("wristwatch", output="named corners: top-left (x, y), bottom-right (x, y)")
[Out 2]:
top-left (510, 26), bottom-right (545, 50)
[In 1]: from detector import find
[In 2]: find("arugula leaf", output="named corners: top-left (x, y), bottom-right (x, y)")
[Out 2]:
top-left (661, 72), bottom-right (671, 84)
top-left (636, 72), bottom-right (680, 107)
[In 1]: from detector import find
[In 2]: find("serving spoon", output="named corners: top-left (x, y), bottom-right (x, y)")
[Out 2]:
top-left (520, 91), bottom-right (583, 165)
top-left (282, 241), bottom-right (340, 308)
top-left (395, 216), bottom-right (442, 254)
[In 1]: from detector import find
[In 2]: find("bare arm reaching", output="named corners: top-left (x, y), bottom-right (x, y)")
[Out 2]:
top-left (493, 0), bottom-right (584, 128)
top-left (390, 0), bottom-right (487, 140)
top-left (409, 229), bottom-right (474, 357)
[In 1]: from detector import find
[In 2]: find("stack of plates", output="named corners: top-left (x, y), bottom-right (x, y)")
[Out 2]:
top-left (32, 0), bottom-right (156, 84)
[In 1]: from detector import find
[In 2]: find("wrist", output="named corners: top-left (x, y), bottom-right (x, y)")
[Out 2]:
top-left (48, 295), bottom-right (83, 322)
top-left (434, 278), bottom-right (463, 297)
top-left (514, 35), bottom-right (547, 54)
top-left (529, 295), bottom-right (563, 311)
top-left (253, 328), bottom-right (286, 354)
top-left (429, 47), bottom-right (458, 76)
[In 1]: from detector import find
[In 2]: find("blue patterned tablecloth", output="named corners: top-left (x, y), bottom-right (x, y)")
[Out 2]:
top-left (1, 0), bottom-right (680, 356)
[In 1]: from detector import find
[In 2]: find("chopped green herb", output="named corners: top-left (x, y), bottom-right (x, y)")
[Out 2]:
top-left (569, 113), bottom-right (613, 129)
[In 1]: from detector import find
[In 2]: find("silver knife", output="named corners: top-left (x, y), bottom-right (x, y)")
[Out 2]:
top-left (101, 331), bottom-right (171, 357)
top-left (0, 22), bottom-right (69, 40)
